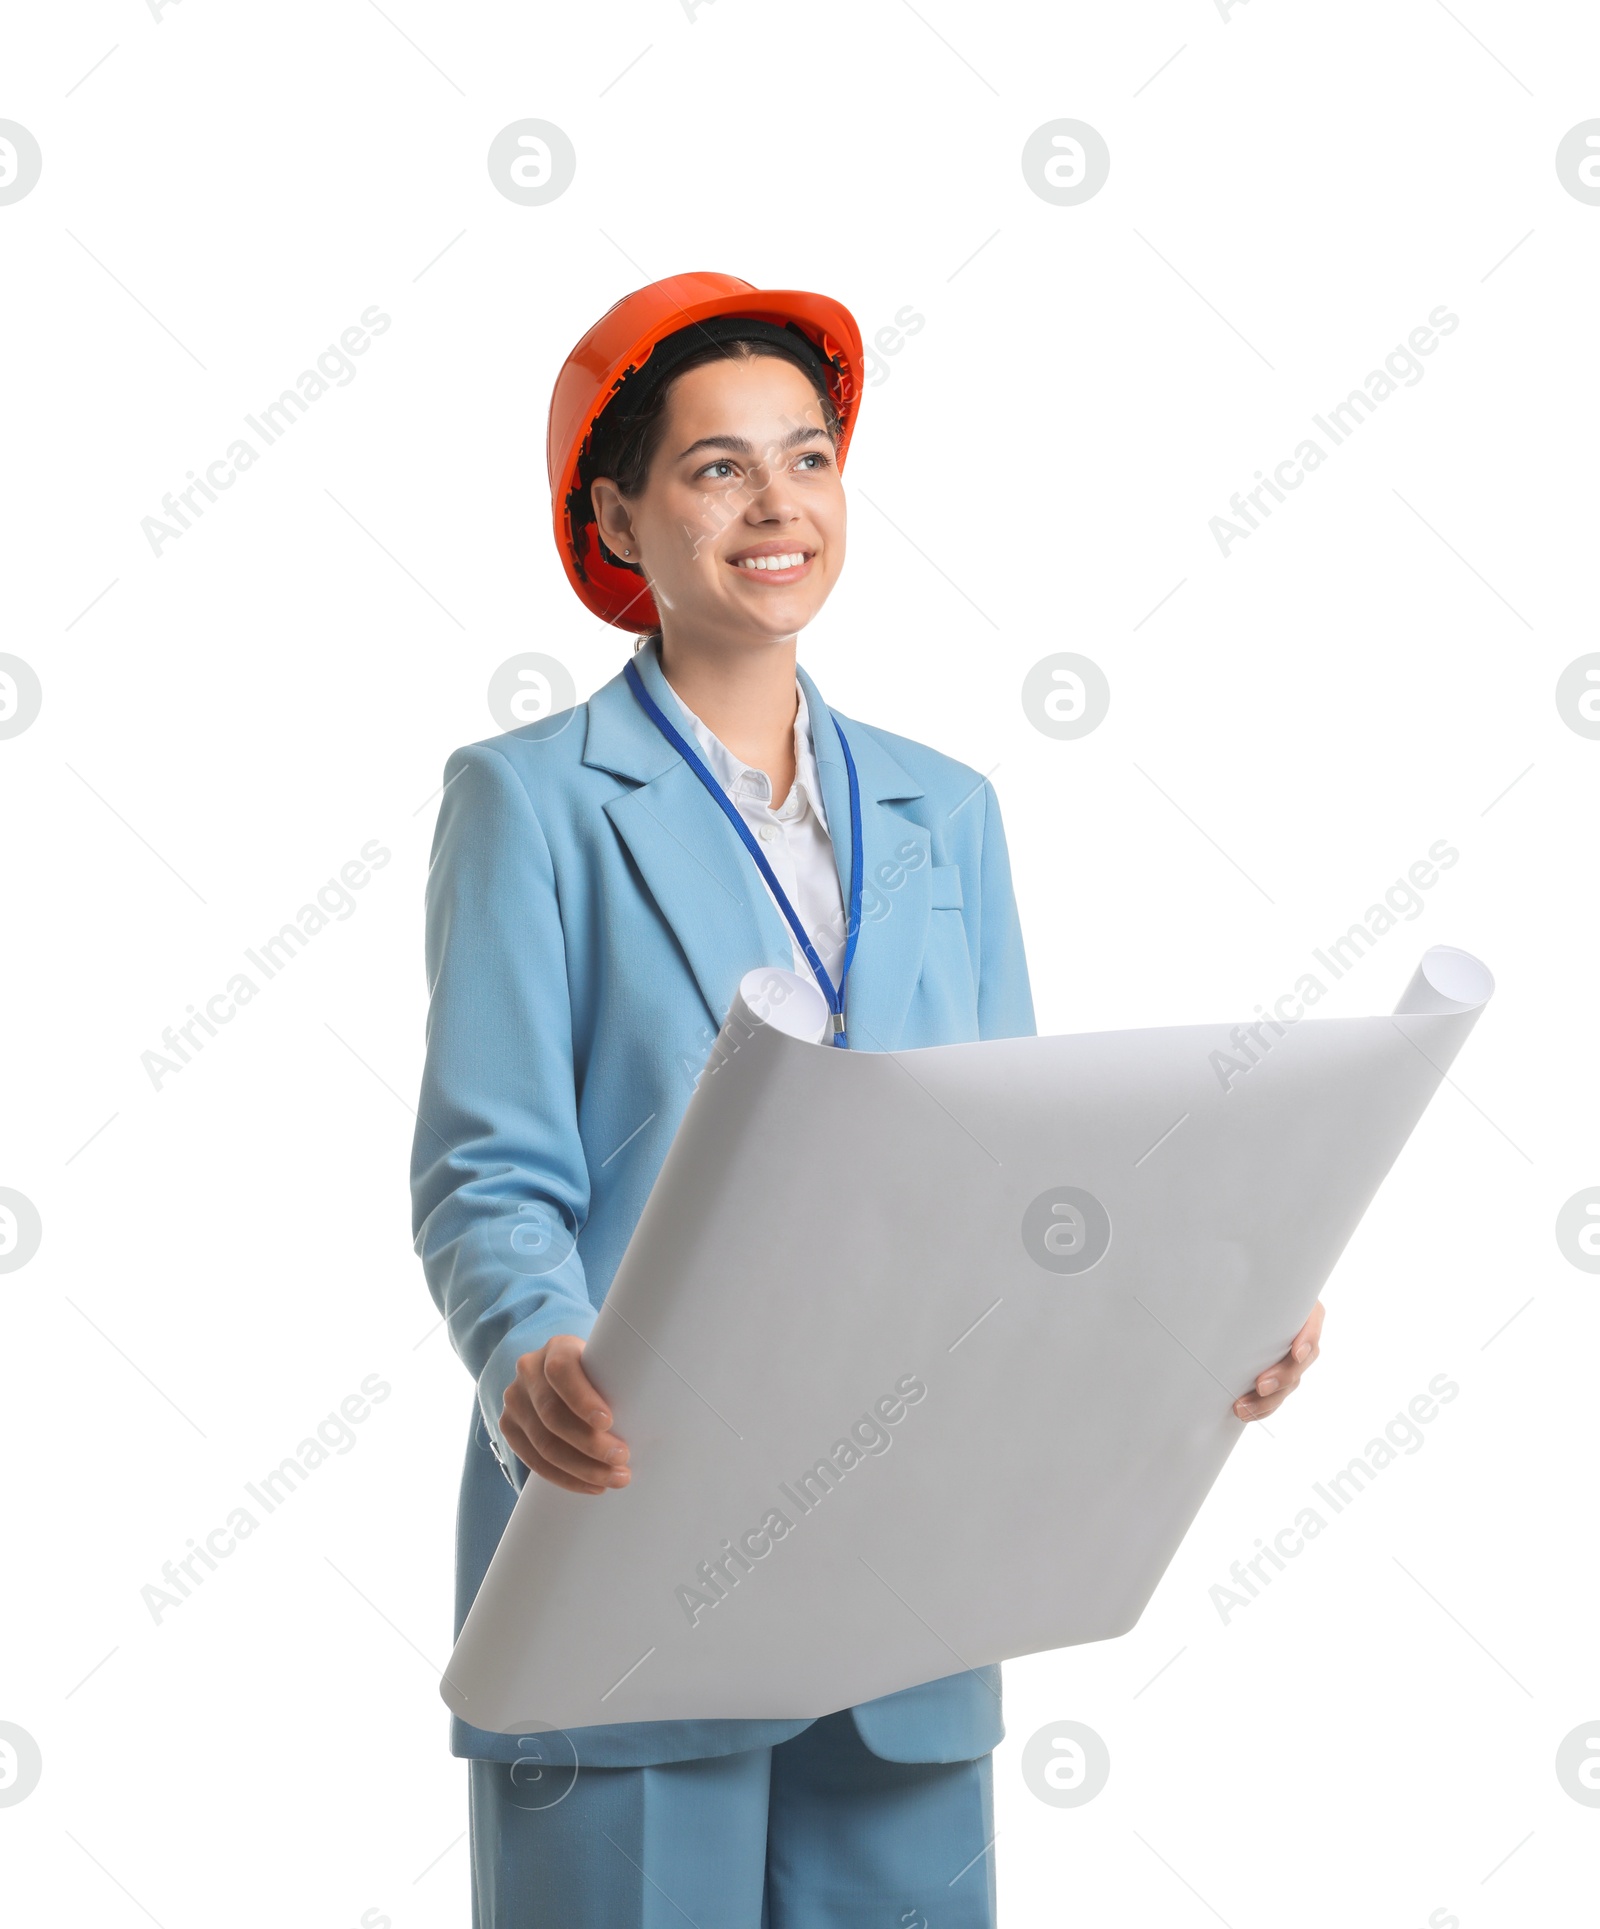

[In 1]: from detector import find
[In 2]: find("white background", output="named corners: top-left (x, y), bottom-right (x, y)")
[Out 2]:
top-left (3, 1), bottom-right (1596, 1924)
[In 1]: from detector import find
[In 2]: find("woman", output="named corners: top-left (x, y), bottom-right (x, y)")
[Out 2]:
top-left (411, 272), bottom-right (1324, 1928)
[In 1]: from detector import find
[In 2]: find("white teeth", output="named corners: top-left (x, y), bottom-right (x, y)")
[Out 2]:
top-left (737, 552), bottom-right (806, 571)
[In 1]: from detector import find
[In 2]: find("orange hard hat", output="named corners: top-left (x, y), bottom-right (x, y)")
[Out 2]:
top-left (547, 272), bottom-right (865, 631)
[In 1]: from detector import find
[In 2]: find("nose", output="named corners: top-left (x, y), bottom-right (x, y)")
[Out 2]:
top-left (740, 462), bottom-right (799, 523)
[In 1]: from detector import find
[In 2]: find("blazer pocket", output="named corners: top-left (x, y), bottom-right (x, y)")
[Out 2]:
top-left (929, 863), bottom-right (964, 910)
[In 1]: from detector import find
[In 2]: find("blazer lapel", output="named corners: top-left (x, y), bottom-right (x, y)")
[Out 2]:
top-left (585, 642), bottom-right (795, 1036)
top-left (583, 640), bottom-right (931, 1051)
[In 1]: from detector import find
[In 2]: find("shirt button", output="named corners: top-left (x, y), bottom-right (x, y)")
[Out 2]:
top-left (758, 826), bottom-right (777, 842)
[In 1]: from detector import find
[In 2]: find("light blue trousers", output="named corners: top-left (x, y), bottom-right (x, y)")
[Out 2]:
top-left (468, 1708), bottom-right (998, 1928)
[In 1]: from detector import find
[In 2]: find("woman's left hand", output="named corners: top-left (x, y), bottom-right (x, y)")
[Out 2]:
top-left (1233, 1300), bottom-right (1325, 1422)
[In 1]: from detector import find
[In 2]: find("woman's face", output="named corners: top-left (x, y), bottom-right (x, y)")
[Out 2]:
top-left (591, 352), bottom-right (847, 647)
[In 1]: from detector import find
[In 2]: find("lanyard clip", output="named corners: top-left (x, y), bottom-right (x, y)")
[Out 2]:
top-left (829, 1012), bottom-right (847, 1048)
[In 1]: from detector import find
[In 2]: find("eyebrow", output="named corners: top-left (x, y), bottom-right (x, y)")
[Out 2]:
top-left (675, 426), bottom-right (831, 461)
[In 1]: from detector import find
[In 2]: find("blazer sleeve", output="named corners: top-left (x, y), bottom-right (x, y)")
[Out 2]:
top-left (411, 743), bottom-right (598, 1492)
top-left (974, 778), bottom-right (1037, 1042)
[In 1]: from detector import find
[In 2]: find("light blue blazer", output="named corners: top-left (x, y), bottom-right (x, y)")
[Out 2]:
top-left (411, 635), bottom-right (1036, 1767)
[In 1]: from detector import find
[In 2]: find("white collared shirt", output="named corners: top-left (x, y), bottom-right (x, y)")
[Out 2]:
top-left (670, 679), bottom-right (849, 993)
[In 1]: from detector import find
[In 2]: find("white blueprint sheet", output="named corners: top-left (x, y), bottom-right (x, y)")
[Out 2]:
top-left (442, 946), bottom-right (1493, 1736)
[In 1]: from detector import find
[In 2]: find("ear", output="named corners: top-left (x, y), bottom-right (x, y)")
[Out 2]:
top-left (590, 478), bottom-right (636, 559)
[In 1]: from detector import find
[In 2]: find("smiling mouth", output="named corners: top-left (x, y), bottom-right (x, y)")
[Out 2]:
top-left (726, 548), bottom-right (814, 583)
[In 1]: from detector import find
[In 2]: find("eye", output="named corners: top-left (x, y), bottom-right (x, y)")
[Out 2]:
top-left (696, 459), bottom-right (737, 481)
top-left (796, 450), bottom-right (831, 471)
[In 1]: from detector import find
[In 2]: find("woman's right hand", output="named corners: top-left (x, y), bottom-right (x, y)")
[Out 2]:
top-left (499, 1334), bottom-right (631, 1495)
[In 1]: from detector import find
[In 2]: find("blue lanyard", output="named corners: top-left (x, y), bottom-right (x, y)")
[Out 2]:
top-left (623, 656), bottom-right (863, 1047)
